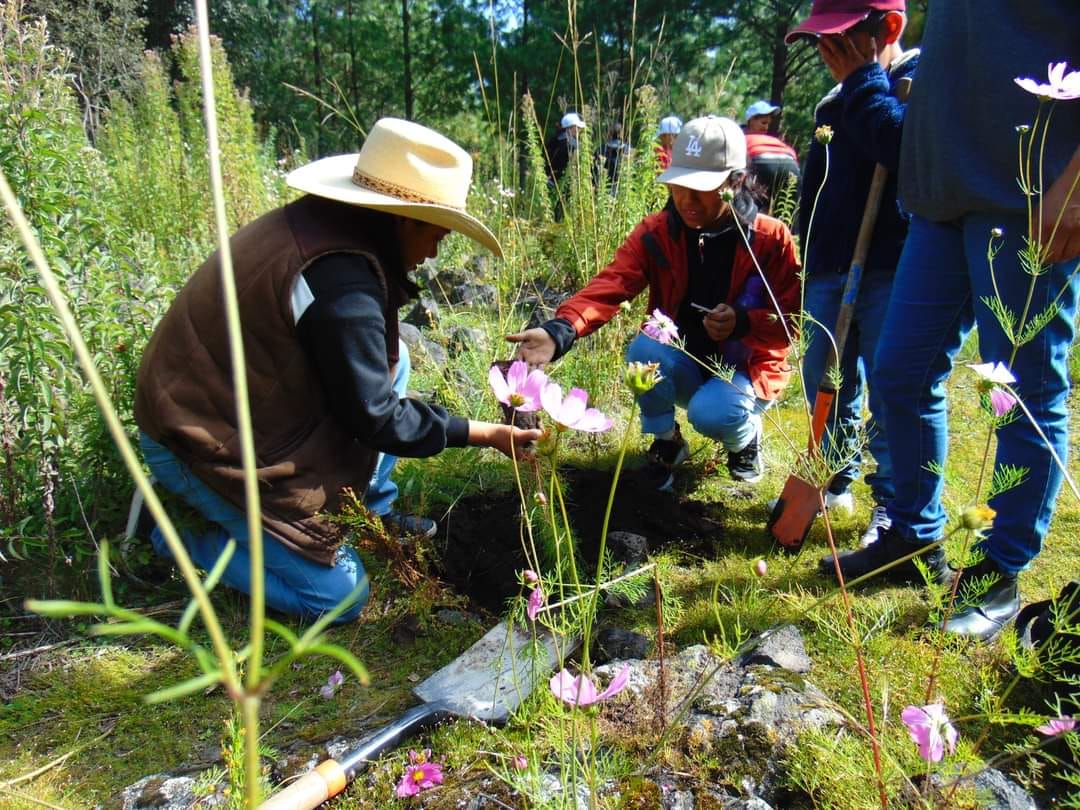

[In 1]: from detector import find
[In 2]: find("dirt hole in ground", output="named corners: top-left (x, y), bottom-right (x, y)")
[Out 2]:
top-left (432, 465), bottom-right (729, 613)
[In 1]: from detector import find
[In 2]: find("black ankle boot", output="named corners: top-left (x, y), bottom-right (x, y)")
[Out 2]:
top-left (943, 557), bottom-right (1020, 642)
top-left (818, 526), bottom-right (953, 586)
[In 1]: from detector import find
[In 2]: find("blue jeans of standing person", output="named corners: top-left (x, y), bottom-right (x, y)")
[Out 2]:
top-left (873, 212), bottom-right (1079, 574)
top-left (138, 339), bottom-right (411, 621)
top-left (626, 333), bottom-right (770, 450)
top-left (801, 270), bottom-right (895, 505)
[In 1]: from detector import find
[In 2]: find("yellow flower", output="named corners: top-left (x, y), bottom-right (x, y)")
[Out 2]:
top-left (961, 505), bottom-right (996, 531)
top-left (625, 361), bottom-right (663, 396)
top-left (815, 125), bottom-right (834, 145)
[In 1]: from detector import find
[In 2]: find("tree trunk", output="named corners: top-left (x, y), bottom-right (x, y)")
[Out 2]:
top-left (402, 0), bottom-right (413, 119)
top-left (346, 0), bottom-right (360, 116)
top-left (311, 0), bottom-right (323, 152)
top-left (768, 18), bottom-right (787, 134)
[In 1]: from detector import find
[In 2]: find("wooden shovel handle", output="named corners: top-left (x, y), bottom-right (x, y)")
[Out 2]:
top-left (259, 760), bottom-right (347, 810)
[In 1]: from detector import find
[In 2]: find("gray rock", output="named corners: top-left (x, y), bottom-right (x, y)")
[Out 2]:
top-left (399, 321), bottom-right (424, 355)
top-left (449, 326), bottom-right (490, 358)
top-left (593, 626), bottom-right (651, 663)
top-left (104, 773), bottom-right (225, 810)
top-left (420, 336), bottom-right (448, 369)
top-left (404, 293), bottom-right (442, 328)
top-left (435, 608), bottom-right (474, 625)
top-left (739, 624), bottom-right (812, 673)
top-left (958, 768), bottom-right (1040, 810)
top-left (607, 531), bottom-right (649, 567)
top-left (449, 283), bottom-right (497, 308)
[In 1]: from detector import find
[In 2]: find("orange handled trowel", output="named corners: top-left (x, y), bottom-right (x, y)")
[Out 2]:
top-left (260, 621), bottom-right (570, 810)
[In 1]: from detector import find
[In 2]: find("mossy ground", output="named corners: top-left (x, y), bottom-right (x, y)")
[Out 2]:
top-left (2, 337), bottom-right (1078, 808)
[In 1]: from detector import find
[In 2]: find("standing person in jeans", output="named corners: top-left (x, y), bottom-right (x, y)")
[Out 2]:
top-left (785, 0), bottom-right (917, 547)
top-left (508, 116), bottom-right (801, 488)
top-left (131, 119), bottom-right (541, 623)
top-left (823, 3), bottom-right (1080, 642)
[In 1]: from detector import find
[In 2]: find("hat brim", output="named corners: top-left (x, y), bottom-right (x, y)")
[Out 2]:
top-left (785, 11), bottom-right (870, 44)
top-left (657, 165), bottom-right (735, 192)
top-left (286, 154), bottom-right (503, 259)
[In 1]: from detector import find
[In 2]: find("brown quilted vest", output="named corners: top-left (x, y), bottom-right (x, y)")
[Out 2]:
top-left (134, 195), bottom-right (409, 565)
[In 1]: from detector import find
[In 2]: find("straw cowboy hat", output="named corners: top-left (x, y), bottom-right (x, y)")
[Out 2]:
top-left (286, 117), bottom-right (503, 257)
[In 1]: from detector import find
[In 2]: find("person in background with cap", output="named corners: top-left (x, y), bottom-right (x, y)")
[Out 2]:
top-left (823, 2), bottom-right (1080, 642)
top-left (784, 0), bottom-right (917, 548)
top-left (130, 118), bottom-right (541, 622)
top-left (654, 115), bottom-right (683, 172)
top-left (741, 101), bottom-right (801, 214)
top-left (744, 100), bottom-right (780, 135)
top-left (507, 116), bottom-right (800, 487)
top-left (545, 111), bottom-right (587, 186)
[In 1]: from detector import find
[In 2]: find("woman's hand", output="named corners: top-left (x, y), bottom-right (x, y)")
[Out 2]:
top-left (505, 328), bottom-right (556, 366)
top-left (467, 421), bottom-right (544, 461)
top-left (702, 303), bottom-right (737, 342)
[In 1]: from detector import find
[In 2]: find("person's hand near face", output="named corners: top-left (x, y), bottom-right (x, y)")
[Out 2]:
top-left (817, 31), bottom-right (877, 83)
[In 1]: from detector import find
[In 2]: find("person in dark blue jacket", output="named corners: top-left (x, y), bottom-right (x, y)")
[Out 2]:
top-left (785, 0), bottom-right (916, 547)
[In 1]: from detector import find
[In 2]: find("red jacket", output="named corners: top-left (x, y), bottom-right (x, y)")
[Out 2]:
top-left (555, 206), bottom-right (801, 400)
top-left (745, 133), bottom-right (799, 162)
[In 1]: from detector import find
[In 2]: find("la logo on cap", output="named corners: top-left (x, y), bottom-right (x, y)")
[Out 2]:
top-left (685, 135), bottom-right (703, 157)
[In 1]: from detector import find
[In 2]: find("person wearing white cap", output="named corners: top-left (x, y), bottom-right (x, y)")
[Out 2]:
top-left (743, 100), bottom-right (781, 134)
top-left (545, 111), bottom-right (588, 187)
top-left (654, 115), bottom-right (683, 171)
top-left (509, 115), bottom-right (801, 488)
top-left (131, 118), bottom-right (541, 622)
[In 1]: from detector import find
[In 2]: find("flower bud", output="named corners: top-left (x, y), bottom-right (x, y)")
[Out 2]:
top-left (625, 361), bottom-right (663, 396)
top-left (533, 491), bottom-right (548, 507)
top-left (512, 755), bottom-right (528, 771)
top-left (991, 227), bottom-right (1004, 239)
top-left (1016, 124), bottom-right (1031, 134)
top-left (720, 187), bottom-right (735, 203)
top-left (753, 559), bottom-right (768, 577)
top-left (619, 300), bottom-right (633, 313)
top-left (523, 569), bottom-right (539, 584)
top-left (815, 125), bottom-right (834, 145)
top-left (961, 505), bottom-right (996, 531)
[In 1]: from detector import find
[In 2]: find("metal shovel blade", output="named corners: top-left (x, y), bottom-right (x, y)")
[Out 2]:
top-left (414, 619), bottom-right (569, 723)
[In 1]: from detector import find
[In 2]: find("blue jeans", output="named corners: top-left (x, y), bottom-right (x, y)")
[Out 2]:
top-left (137, 339), bottom-right (411, 621)
top-left (364, 339), bottom-right (410, 516)
top-left (801, 270), bottom-right (895, 504)
top-left (141, 432), bottom-right (369, 622)
top-left (626, 333), bottom-right (769, 450)
top-left (873, 213), bottom-right (1079, 573)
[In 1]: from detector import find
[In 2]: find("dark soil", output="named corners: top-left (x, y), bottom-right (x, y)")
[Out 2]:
top-left (433, 465), bottom-right (729, 613)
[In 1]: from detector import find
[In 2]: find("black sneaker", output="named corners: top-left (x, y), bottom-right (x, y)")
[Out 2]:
top-left (818, 525), bottom-right (954, 587)
top-left (727, 417), bottom-right (763, 483)
top-left (380, 510), bottom-right (437, 538)
top-left (644, 424), bottom-right (690, 492)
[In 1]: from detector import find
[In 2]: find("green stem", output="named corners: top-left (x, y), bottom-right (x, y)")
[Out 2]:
top-left (580, 399), bottom-right (638, 669)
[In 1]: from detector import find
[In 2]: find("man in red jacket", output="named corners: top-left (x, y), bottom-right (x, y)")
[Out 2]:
top-left (509, 116), bottom-right (801, 488)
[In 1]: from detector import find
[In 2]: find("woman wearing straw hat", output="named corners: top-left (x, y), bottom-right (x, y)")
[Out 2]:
top-left (131, 118), bottom-right (540, 622)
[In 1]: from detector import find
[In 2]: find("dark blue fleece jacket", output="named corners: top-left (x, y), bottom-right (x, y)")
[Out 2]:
top-left (798, 50), bottom-right (919, 277)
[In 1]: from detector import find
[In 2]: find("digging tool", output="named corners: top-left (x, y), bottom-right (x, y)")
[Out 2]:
top-left (259, 621), bottom-right (570, 810)
top-left (768, 78), bottom-right (911, 553)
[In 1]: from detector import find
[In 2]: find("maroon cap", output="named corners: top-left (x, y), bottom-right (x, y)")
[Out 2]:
top-left (785, 0), bottom-right (905, 45)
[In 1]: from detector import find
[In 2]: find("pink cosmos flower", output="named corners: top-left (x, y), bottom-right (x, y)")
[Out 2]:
top-left (540, 382), bottom-right (613, 433)
top-left (968, 361), bottom-right (1017, 385)
top-left (643, 308), bottom-right (679, 344)
top-left (901, 703), bottom-right (958, 763)
top-left (489, 361), bottom-right (547, 411)
top-left (549, 665), bottom-right (630, 707)
top-left (319, 670), bottom-right (344, 699)
top-left (526, 587), bottom-right (545, 621)
top-left (1036, 716), bottom-right (1076, 736)
top-left (1015, 61), bottom-right (1080, 101)
top-left (396, 749), bottom-right (444, 797)
top-left (989, 387), bottom-right (1018, 417)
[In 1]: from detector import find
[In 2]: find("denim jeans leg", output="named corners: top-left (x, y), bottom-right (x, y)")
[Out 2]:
top-left (873, 216), bottom-right (975, 543)
top-left (626, 333), bottom-right (705, 435)
top-left (140, 433), bottom-right (368, 622)
top-left (964, 211), bottom-right (1079, 573)
top-left (854, 270), bottom-right (898, 505)
top-left (802, 272), bottom-right (864, 494)
top-left (686, 371), bottom-right (769, 450)
top-left (365, 338), bottom-right (409, 517)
